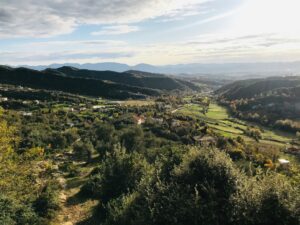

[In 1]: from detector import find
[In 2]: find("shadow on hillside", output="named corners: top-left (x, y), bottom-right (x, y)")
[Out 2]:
top-left (76, 204), bottom-right (102, 225)
top-left (66, 191), bottom-right (88, 206)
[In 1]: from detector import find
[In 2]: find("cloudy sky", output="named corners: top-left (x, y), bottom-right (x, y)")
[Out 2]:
top-left (1, 0), bottom-right (300, 66)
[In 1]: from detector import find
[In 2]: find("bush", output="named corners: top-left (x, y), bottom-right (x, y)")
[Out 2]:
top-left (95, 146), bottom-right (300, 225)
top-left (120, 126), bottom-right (144, 152)
top-left (94, 123), bottom-right (116, 143)
top-left (232, 173), bottom-right (300, 225)
top-left (0, 195), bottom-right (40, 225)
top-left (73, 141), bottom-right (95, 162)
top-left (33, 182), bottom-right (60, 219)
top-left (97, 147), bottom-right (242, 225)
top-left (59, 162), bottom-right (80, 177)
top-left (81, 144), bottom-right (152, 202)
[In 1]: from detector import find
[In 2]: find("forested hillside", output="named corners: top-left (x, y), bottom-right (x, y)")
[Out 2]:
top-left (216, 76), bottom-right (300, 100)
top-left (0, 66), bottom-right (199, 100)
top-left (217, 76), bottom-right (300, 132)
top-left (49, 67), bottom-right (199, 91)
top-left (0, 66), bottom-right (161, 99)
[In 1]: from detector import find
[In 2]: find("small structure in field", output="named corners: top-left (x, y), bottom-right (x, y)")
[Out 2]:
top-left (92, 105), bottom-right (105, 111)
top-left (278, 158), bottom-right (290, 169)
top-left (133, 115), bottom-right (145, 125)
top-left (22, 112), bottom-right (33, 117)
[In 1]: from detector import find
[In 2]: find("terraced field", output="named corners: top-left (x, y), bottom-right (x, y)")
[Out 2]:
top-left (176, 102), bottom-right (296, 147)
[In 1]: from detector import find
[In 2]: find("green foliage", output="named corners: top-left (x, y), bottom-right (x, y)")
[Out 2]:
top-left (120, 126), bottom-right (144, 152)
top-left (81, 144), bottom-right (152, 202)
top-left (94, 123), bottom-right (116, 143)
top-left (59, 162), bottom-right (80, 177)
top-left (232, 173), bottom-right (300, 225)
top-left (33, 181), bottom-right (60, 219)
top-left (275, 119), bottom-right (300, 132)
top-left (73, 141), bottom-right (95, 162)
top-left (245, 127), bottom-right (262, 141)
top-left (49, 131), bottom-right (67, 149)
top-left (0, 195), bottom-right (40, 225)
top-left (93, 146), bottom-right (299, 225)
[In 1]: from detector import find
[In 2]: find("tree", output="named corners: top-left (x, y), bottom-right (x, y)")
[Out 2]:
top-left (96, 146), bottom-right (300, 225)
top-left (0, 112), bottom-right (42, 224)
top-left (120, 126), bottom-right (144, 152)
top-left (95, 123), bottom-right (116, 143)
top-left (81, 144), bottom-right (152, 202)
top-left (73, 141), bottom-right (95, 162)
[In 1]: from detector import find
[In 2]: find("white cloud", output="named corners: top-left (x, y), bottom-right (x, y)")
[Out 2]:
top-left (229, 0), bottom-right (300, 36)
top-left (91, 25), bottom-right (139, 36)
top-left (3, 33), bottom-right (300, 66)
top-left (0, 0), bottom-right (209, 38)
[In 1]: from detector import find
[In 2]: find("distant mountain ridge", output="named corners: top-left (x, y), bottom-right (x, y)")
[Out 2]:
top-left (0, 66), bottom-right (198, 99)
top-left (21, 61), bottom-right (300, 75)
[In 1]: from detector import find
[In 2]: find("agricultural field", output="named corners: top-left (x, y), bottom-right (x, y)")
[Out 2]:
top-left (176, 101), bottom-right (297, 148)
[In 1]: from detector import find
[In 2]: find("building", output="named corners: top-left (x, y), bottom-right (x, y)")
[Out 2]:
top-left (133, 115), bottom-right (145, 125)
top-left (278, 158), bottom-right (290, 169)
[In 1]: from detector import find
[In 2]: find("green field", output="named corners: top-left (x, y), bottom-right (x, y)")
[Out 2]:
top-left (176, 102), bottom-right (296, 147)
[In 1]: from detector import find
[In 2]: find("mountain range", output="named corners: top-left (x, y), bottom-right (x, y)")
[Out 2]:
top-left (0, 66), bottom-right (199, 99)
top-left (21, 61), bottom-right (300, 76)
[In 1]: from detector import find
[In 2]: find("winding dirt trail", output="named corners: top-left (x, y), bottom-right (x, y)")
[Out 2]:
top-left (52, 163), bottom-right (98, 225)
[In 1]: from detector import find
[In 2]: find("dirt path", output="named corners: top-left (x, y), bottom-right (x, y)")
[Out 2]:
top-left (52, 164), bottom-right (98, 225)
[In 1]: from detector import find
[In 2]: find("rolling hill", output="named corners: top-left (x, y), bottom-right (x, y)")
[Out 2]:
top-left (0, 66), bottom-right (198, 99)
top-left (45, 67), bottom-right (200, 91)
top-left (216, 76), bottom-right (300, 100)
top-left (0, 66), bottom-right (160, 99)
top-left (217, 76), bottom-right (300, 132)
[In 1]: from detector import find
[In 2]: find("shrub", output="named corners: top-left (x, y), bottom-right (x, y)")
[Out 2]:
top-left (232, 173), bottom-right (300, 225)
top-left (95, 146), bottom-right (300, 225)
top-left (73, 141), bottom-right (95, 162)
top-left (0, 195), bottom-right (39, 225)
top-left (120, 126), bottom-right (144, 152)
top-left (33, 182), bottom-right (60, 219)
top-left (81, 145), bottom-right (152, 202)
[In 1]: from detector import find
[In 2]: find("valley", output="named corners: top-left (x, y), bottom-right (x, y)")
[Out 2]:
top-left (2, 1), bottom-right (300, 224)
top-left (0, 68), bottom-right (299, 225)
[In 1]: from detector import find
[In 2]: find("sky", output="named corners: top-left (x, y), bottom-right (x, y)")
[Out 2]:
top-left (1, 0), bottom-right (300, 66)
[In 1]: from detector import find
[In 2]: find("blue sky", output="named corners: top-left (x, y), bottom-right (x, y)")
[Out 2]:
top-left (1, 0), bottom-right (300, 66)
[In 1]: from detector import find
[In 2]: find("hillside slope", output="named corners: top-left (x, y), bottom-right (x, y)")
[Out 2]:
top-left (216, 76), bottom-right (300, 100)
top-left (47, 67), bottom-right (199, 91)
top-left (217, 76), bottom-right (300, 132)
top-left (0, 66), bottom-right (160, 99)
